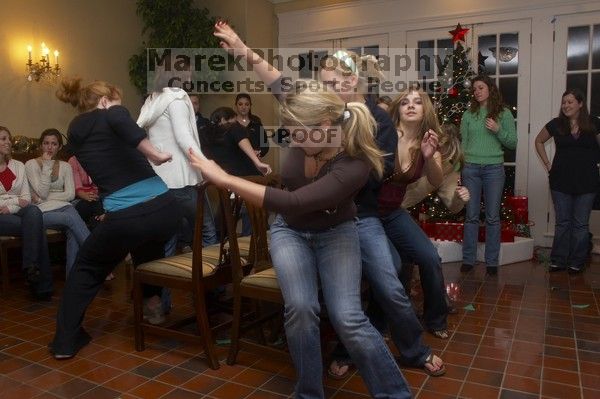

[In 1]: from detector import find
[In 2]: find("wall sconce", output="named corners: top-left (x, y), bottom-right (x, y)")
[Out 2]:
top-left (26, 42), bottom-right (61, 82)
top-left (488, 46), bottom-right (518, 62)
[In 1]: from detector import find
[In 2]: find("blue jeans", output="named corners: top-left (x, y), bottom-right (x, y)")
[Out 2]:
top-left (551, 190), bottom-right (595, 268)
top-left (269, 215), bottom-right (410, 399)
top-left (43, 205), bottom-right (90, 276)
top-left (382, 208), bottom-right (448, 331)
top-left (0, 205), bottom-right (52, 294)
top-left (164, 186), bottom-right (218, 256)
top-left (333, 216), bottom-right (430, 366)
top-left (462, 163), bottom-right (505, 267)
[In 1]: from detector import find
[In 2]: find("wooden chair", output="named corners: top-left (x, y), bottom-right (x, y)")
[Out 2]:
top-left (1, 230), bottom-right (65, 295)
top-left (227, 178), bottom-right (289, 365)
top-left (132, 182), bottom-right (249, 369)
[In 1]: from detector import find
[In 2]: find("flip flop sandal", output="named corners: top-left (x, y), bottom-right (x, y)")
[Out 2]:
top-left (327, 359), bottom-right (354, 380)
top-left (422, 353), bottom-right (446, 377)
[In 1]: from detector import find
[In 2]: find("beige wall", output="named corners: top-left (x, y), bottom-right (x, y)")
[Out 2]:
top-left (273, 0), bottom-right (356, 14)
top-left (198, 0), bottom-right (279, 168)
top-left (0, 0), bottom-right (143, 138)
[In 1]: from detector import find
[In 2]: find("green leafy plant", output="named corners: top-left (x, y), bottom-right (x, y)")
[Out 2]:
top-left (128, 0), bottom-right (221, 96)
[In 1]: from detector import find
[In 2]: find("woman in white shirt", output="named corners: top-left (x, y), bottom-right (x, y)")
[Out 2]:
top-left (0, 126), bottom-right (52, 300)
top-left (25, 129), bottom-right (90, 276)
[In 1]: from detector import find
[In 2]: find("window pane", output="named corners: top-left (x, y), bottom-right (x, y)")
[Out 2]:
top-left (591, 72), bottom-right (600, 117)
top-left (567, 25), bottom-right (590, 71)
top-left (499, 77), bottom-right (518, 119)
top-left (499, 33), bottom-right (519, 75)
top-left (298, 52), bottom-right (312, 79)
top-left (478, 34), bottom-right (496, 75)
top-left (363, 45), bottom-right (380, 57)
top-left (437, 38), bottom-right (453, 77)
top-left (566, 73), bottom-right (588, 96)
top-left (593, 24), bottom-right (600, 69)
top-left (417, 40), bottom-right (435, 80)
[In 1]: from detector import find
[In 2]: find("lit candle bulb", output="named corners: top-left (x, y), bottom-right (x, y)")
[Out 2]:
top-left (27, 45), bottom-right (32, 62)
top-left (54, 50), bottom-right (59, 65)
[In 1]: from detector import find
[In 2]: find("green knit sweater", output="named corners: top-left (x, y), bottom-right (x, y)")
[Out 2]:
top-left (460, 107), bottom-right (517, 165)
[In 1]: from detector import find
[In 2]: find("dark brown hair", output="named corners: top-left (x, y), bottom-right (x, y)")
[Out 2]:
top-left (39, 128), bottom-right (63, 147)
top-left (556, 88), bottom-right (594, 136)
top-left (469, 75), bottom-right (505, 120)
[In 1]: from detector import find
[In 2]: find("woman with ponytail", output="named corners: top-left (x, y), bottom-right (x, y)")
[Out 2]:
top-left (189, 79), bottom-right (410, 398)
top-left (50, 78), bottom-right (180, 359)
top-left (214, 21), bottom-right (444, 384)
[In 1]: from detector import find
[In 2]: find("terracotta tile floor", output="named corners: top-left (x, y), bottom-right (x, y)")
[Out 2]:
top-left (1, 256), bottom-right (599, 398)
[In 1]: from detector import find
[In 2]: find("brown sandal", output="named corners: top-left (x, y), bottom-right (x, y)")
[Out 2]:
top-left (422, 353), bottom-right (446, 377)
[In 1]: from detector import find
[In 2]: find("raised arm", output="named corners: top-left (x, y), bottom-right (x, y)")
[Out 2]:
top-left (238, 138), bottom-right (272, 176)
top-left (214, 21), bottom-right (281, 87)
top-left (25, 159), bottom-right (52, 201)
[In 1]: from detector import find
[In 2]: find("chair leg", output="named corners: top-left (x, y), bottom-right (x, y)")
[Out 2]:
top-left (1, 247), bottom-right (9, 296)
top-left (133, 274), bottom-right (145, 352)
top-left (227, 293), bottom-right (243, 365)
top-left (193, 290), bottom-right (220, 370)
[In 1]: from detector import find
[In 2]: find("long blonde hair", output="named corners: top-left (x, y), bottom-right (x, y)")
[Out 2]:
top-left (321, 50), bottom-right (385, 102)
top-left (56, 77), bottom-right (122, 113)
top-left (280, 80), bottom-right (384, 177)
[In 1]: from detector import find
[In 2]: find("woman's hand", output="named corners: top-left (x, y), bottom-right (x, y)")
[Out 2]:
top-left (78, 191), bottom-right (98, 202)
top-left (41, 151), bottom-right (53, 161)
top-left (149, 151), bottom-right (172, 166)
top-left (455, 186), bottom-right (470, 203)
top-left (188, 148), bottom-right (230, 187)
top-left (18, 198), bottom-right (30, 208)
top-left (0, 206), bottom-right (10, 214)
top-left (214, 21), bottom-right (248, 57)
top-left (485, 118), bottom-right (499, 133)
top-left (421, 129), bottom-right (439, 159)
top-left (255, 161), bottom-right (272, 176)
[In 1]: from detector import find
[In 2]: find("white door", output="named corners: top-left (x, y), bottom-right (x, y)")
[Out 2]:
top-left (407, 21), bottom-right (531, 198)
top-left (552, 12), bottom-right (600, 235)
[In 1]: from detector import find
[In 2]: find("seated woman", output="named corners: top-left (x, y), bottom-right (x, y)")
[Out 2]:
top-left (68, 155), bottom-right (103, 230)
top-left (0, 126), bottom-right (52, 300)
top-left (50, 78), bottom-right (179, 359)
top-left (25, 129), bottom-right (90, 276)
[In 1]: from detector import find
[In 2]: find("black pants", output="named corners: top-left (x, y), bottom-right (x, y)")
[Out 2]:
top-left (51, 192), bottom-right (180, 354)
top-left (74, 199), bottom-right (104, 230)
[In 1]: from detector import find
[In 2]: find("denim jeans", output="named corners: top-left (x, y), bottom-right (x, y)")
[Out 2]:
top-left (382, 208), bottom-right (448, 331)
top-left (164, 186), bottom-right (218, 256)
top-left (462, 163), bottom-right (505, 267)
top-left (269, 215), bottom-right (411, 399)
top-left (0, 205), bottom-right (52, 294)
top-left (331, 216), bottom-right (430, 367)
top-left (43, 205), bottom-right (90, 276)
top-left (551, 190), bottom-right (595, 268)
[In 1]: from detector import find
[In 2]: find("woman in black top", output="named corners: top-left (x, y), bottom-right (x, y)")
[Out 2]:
top-left (535, 88), bottom-right (600, 273)
top-left (51, 78), bottom-right (180, 359)
top-left (235, 93), bottom-right (269, 158)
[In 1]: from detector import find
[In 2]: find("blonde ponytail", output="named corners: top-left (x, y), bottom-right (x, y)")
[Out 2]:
top-left (280, 79), bottom-right (384, 178)
top-left (343, 102), bottom-right (384, 178)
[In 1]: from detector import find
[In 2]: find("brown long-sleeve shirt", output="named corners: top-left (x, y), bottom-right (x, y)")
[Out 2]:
top-left (263, 147), bottom-right (371, 230)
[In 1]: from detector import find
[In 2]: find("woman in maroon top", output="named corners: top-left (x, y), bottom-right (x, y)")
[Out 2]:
top-left (189, 78), bottom-right (411, 397)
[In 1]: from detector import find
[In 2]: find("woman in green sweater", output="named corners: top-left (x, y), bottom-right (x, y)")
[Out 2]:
top-left (460, 75), bottom-right (517, 275)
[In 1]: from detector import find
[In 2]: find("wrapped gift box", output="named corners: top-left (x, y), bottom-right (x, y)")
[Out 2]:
top-left (478, 222), bottom-right (516, 243)
top-left (476, 236), bottom-right (534, 265)
top-left (432, 239), bottom-right (463, 263)
top-left (433, 222), bottom-right (463, 242)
